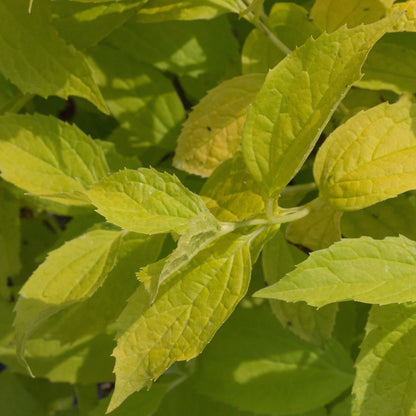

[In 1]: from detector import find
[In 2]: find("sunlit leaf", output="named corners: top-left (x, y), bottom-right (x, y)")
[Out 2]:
top-left (87, 168), bottom-right (207, 234)
top-left (242, 17), bottom-right (396, 198)
top-left (314, 98), bottom-right (416, 210)
top-left (14, 228), bottom-right (123, 365)
top-left (255, 235), bottom-right (416, 307)
top-left (353, 303), bottom-right (416, 416)
top-left (174, 74), bottom-right (264, 177)
top-left (109, 228), bottom-right (258, 411)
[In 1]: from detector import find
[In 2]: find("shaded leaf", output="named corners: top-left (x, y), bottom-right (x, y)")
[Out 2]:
top-left (135, 0), bottom-right (241, 22)
top-left (263, 229), bottom-right (337, 345)
top-left (195, 303), bottom-right (353, 415)
top-left (242, 3), bottom-right (320, 74)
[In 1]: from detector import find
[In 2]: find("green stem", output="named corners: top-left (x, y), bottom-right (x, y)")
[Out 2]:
top-left (238, 0), bottom-right (292, 56)
top-left (255, 19), bottom-right (292, 55)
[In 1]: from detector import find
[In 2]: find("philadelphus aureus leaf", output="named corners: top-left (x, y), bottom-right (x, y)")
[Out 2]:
top-left (201, 153), bottom-right (265, 221)
top-left (135, 0), bottom-right (241, 22)
top-left (262, 229), bottom-right (337, 346)
top-left (139, 211), bottom-right (221, 302)
top-left (173, 74), bottom-right (265, 177)
top-left (242, 16), bottom-right (395, 198)
top-left (14, 229), bottom-right (123, 366)
top-left (388, 1), bottom-right (416, 32)
top-left (286, 197), bottom-right (342, 251)
top-left (0, 114), bottom-right (108, 206)
top-left (0, 0), bottom-right (106, 113)
top-left (255, 235), bottom-right (416, 307)
top-left (314, 98), bottom-right (416, 211)
top-left (352, 303), bottom-right (416, 416)
top-left (310, 0), bottom-right (394, 32)
top-left (87, 168), bottom-right (207, 234)
top-left (109, 228), bottom-right (258, 411)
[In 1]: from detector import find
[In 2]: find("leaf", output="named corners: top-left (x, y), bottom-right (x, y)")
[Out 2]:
top-left (87, 43), bottom-right (185, 161)
top-left (105, 17), bottom-right (240, 78)
top-left (342, 193), bottom-right (416, 240)
top-left (139, 211), bottom-right (221, 302)
top-left (310, 0), bottom-right (395, 33)
top-left (314, 98), bottom-right (416, 210)
top-left (195, 303), bottom-right (354, 415)
top-left (262, 229), bottom-right (337, 346)
top-left (173, 74), bottom-right (265, 177)
top-left (43, 233), bottom-right (165, 343)
top-left (95, 140), bottom-right (141, 172)
top-left (87, 168), bottom-right (208, 234)
top-left (91, 376), bottom-right (176, 416)
top-left (388, 1), bottom-right (416, 33)
top-left (153, 379), bottom-right (257, 416)
top-left (242, 16), bottom-right (397, 199)
top-left (109, 228), bottom-right (258, 411)
top-left (51, 0), bottom-right (144, 50)
top-left (0, 74), bottom-right (21, 115)
top-left (201, 153), bottom-right (266, 222)
top-left (0, 188), bottom-right (21, 292)
top-left (0, 370), bottom-right (74, 416)
top-left (14, 228), bottom-right (123, 365)
top-left (255, 235), bottom-right (416, 307)
top-left (0, 114), bottom-right (108, 206)
top-left (286, 197), bottom-right (343, 251)
top-left (134, 0), bottom-right (241, 22)
top-left (353, 303), bottom-right (416, 416)
top-left (242, 3), bottom-right (320, 74)
top-left (357, 33), bottom-right (416, 94)
top-left (0, 0), bottom-right (107, 112)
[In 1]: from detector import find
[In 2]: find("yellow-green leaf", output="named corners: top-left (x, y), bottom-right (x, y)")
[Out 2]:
top-left (138, 211), bottom-right (221, 302)
top-left (109, 228), bottom-right (258, 411)
top-left (353, 303), bottom-right (416, 416)
top-left (314, 98), bottom-right (416, 211)
top-left (0, 114), bottom-right (108, 206)
top-left (242, 17), bottom-right (396, 199)
top-left (173, 74), bottom-right (265, 177)
top-left (87, 168), bottom-right (207, 234)
top-left (0, 0), bottom-right (107, 112)
top-left (310, 0), bottom-right (395, 33)
top-left (286, 197), bottom-right (343, 251)
top-left (255, 235), bottom-right (416, 307)
top-left (201, 153), bottom-right (266, 222)
top-left (14, 229), bottom-right (123, 367)
top-left (388, 1), bottom-right (416, 32)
